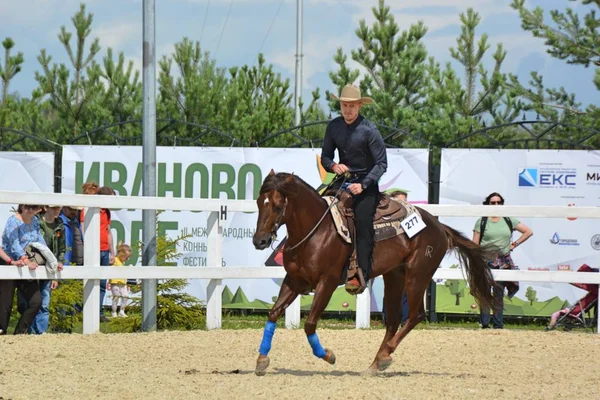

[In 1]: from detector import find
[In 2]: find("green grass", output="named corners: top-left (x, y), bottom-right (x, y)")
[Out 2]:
top-left (7, 309), bottom-right (594, 334)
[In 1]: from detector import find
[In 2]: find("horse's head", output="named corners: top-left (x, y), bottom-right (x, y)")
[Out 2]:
top-left (253, 169), bottom-right (295, 250)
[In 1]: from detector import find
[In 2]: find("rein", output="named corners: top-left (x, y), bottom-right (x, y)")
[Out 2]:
top-left (270, 174), bottom-right (348, 253)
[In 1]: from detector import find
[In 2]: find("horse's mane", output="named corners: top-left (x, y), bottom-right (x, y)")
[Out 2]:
top-left (260, 172), bottom-right (321, 199)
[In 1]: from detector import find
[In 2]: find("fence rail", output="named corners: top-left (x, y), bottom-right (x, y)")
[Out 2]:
top-left (1, 190), bottom-right (598, 334)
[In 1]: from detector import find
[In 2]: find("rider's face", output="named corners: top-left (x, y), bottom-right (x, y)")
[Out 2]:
top-left (340, 101), bottom-right (362, 124)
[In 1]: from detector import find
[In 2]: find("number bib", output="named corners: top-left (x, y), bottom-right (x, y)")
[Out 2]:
top-left (400, 213), bottom-right (427, 238)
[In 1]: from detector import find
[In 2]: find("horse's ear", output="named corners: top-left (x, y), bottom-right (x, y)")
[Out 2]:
top-left (269, 169), bottom-right (275, 176)
top-left (285, 173), bottom-right (294, 183)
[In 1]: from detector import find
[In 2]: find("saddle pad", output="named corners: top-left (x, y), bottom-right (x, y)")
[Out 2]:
top-left (324, 196), bottom-right (352, 243)
top-left (323, 196), bottom-right (423, 243)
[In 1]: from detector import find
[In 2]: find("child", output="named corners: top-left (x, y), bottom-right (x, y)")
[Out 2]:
top-left (109, 242), bottom-right (132, 318)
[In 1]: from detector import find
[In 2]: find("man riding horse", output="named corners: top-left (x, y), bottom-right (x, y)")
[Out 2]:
top-left (320, 84), bottom-right (387, 293)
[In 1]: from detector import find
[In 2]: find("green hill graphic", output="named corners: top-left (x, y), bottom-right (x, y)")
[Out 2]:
top-left (301, 287), bottom-right (357, 311)
top-left (435, 281), bottom-right (571, 316)
top-left (222, 286), bottom-right (234, 305)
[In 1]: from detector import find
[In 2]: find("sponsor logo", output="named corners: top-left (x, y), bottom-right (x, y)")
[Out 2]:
top-left (586, 172), bottom-right (600, 186)
top-left (591, 234), bottom-right (600, 251)
top-left (557, 264), bottom-right (571, 271)
top-left (549, 232), bottom-right (579, 246)
top-left (518, 167), bottom-right (576, 189)
top-left (518, 168), bottom-right (538, 187)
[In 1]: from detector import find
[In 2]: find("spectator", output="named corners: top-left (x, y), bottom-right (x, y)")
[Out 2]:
top-left (473, 192), bottom-right (533, 329)
top-left (0, 248), bottom-right (25, 334)
top-left (28, 205), bottom-right (66, 334)
top-left (60, 206), bottom-right (84, 267)
top-left (109, 242), bottom-right (132, 318)
top-left (93, 186), bottom-right (116, 321)
top-left (390, 190), bottom-right (408, 202)
top-left (546, 264), bottom-right (598, 330)
top-left (0, 204), bottom-right (45, 334)
top-left (79, 181), bottom-right (99, 232)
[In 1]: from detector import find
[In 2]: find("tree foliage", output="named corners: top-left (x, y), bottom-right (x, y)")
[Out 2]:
top-left (108, 215), bottom-right (205, 332)
top-left (508, 0), bottom-right (600, 147)
top-left (0, 0), bottom-right (597, 153)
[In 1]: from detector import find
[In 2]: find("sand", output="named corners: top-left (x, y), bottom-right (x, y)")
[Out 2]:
top-left (1, 328), bottom-right (598, 400)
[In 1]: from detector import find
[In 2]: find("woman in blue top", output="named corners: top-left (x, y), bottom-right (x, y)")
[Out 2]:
top-left (0, 204), bottom-right (46, 334)
top-left (472, 192), bottom-right (533, 329)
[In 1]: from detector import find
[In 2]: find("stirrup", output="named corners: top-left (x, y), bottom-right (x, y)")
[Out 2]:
top-left (345, 269), bottom-right (367, 295)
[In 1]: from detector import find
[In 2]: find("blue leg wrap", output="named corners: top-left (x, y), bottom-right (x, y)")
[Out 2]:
top-left (307, 333), bottom-right (327, 358)
top-left (258, 321), bottom-right (277, 356)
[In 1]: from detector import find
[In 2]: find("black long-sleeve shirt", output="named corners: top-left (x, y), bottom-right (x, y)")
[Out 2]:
top-left (320, 115), bottom-right (387, 189)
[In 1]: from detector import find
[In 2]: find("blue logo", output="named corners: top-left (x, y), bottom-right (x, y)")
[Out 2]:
top-left (549, 232), bottom-right (579, 246)
top-left (519, 168), bottom-right (538, 187)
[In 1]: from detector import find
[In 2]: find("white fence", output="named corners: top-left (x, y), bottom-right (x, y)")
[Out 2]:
top-left (0, 190), bottom-right (598, 334)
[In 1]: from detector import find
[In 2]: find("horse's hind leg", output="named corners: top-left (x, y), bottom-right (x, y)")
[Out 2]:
top-left (384, 255), bottom-right (441, 360)
top-left (367, 268), bottom-right (404, 374)
top-left (255, 275), bottom-right (299, 376)
top-left (304, 279), bottom-right (338, 365)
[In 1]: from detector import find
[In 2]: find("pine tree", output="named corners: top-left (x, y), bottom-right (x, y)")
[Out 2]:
top-left (0, 37), bottom-right (25, 146)
top-left (158, 37), bottom-right (229, 145)
top-left (96, 48), bottom-right (142, 139)
top-left (0, 38), bottom-right (24, 105)
top-left (328, 0), bottom-right (429, 134)
top-left (423, 8), bottom-right (523, 147)
top-left (108, 216), bottom-right (205, 332)
top-left (508, 0), bottom-right (599, 147)
top-left (511, 0), bottom-right (599, 91)
top-left (34, 3), bottom-right (102, 137)
top-left (226, 53), bottom-right (295, 146)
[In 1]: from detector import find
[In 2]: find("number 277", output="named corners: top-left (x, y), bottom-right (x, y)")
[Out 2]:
top-left (404, 216), bottom-right (418, 229)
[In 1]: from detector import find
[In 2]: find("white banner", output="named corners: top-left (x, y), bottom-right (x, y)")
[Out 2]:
top-left (439, 149), bottom-right (600, 316)
top-left (62, 146), bottom-right (430, 311)
top-left (0, 151), bottom-right (55, 232)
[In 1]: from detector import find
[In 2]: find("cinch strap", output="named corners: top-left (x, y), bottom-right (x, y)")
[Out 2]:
top-left (307, 333), bottom-right (326, 358)
top-left (258, 320), bottom-right (277, 356)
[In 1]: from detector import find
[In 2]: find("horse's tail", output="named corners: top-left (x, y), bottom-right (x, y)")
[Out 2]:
top-left (442, 224), bottom-right (495, 310)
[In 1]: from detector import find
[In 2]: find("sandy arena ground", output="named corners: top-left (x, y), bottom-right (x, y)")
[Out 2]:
top-left (1, 328), bottom-right (599, 400)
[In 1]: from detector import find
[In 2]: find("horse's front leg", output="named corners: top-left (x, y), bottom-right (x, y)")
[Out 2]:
top-left (304, 279), bottom-right (338, 365)
top-left (255, 275), bottom-right (298, 376)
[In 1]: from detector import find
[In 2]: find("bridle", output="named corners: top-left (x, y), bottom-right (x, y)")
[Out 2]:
top-left (268, 174), bottom-right (348, 253)
top-left (269, 198), bottom-right (288, 244)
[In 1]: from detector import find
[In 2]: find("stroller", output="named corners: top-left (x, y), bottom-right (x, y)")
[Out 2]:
top-left (547, 264), bottom-right (598, 332)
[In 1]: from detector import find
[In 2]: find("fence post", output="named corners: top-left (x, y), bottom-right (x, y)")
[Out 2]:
top-left (355, 281), bottom-right (371, 328)
top-left (285, 297), bottom-right (301, 329)
top-left (206, 210), bottom-right (223, 329)
top-left (83, 207), bottom-right (101, 334)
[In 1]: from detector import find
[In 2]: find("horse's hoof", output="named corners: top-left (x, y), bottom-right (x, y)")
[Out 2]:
top-left (323, 349), bottom-right (336, 365)
top-left (377, 357), bottom-right (393, 371)
top-left (255, 355), bottom-right (270, 376)
top-left (362, 366), bottom-right (379, 376)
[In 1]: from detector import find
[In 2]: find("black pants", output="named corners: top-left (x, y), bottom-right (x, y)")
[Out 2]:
top-left (352, 184), bottom-right (379, 280)
top-left (0, 280), bottom-right (42, 334)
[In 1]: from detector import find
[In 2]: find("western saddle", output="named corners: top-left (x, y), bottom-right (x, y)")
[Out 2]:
top-left (323, 189), bottom-right (408, 294)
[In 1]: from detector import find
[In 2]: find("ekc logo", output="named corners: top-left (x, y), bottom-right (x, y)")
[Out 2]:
top-left (518, 167), bottom-right (576, 188)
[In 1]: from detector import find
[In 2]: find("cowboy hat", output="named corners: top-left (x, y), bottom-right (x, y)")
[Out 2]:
top-left (329, 84), bottom-right (374, 104)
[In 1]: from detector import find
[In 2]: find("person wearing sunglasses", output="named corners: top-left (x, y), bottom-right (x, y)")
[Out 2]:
top-left (472, 192), bottom-right (533, 329)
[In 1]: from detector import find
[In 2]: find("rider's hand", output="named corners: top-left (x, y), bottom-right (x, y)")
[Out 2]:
top-left (332, 163), bottom-right (349, 175)
top-left (347, 183), bottom-right (363, 195)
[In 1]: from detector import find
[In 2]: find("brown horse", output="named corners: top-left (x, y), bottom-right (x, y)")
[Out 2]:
top-left (252, 170), bottom-right (495, 375)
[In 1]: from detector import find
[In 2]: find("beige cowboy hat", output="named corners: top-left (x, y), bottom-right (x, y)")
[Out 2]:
top-left (329, 84), bottom-right (374, 104)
